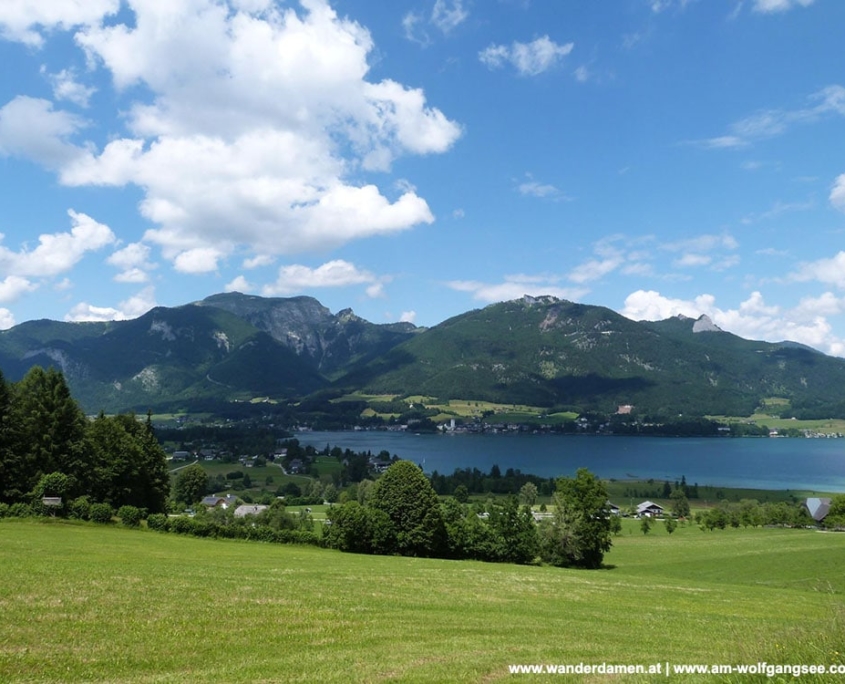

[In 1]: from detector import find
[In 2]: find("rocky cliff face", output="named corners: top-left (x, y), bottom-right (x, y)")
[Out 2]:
top-left (196, 292), bottom-right (419, 375)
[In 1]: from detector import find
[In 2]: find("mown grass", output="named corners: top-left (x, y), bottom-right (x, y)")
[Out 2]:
top-left (1, 519), bottom-right (843, 683)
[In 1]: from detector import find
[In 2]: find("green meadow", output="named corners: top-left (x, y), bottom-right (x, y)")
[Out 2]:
top-left (1, 519), bottom-right (843, 683)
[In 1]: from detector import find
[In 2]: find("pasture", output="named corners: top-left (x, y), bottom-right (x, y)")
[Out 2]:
top-left (1, 519), bottom-right (843, 683)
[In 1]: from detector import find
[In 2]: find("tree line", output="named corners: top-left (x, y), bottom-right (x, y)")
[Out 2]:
top-left (0, 367), bottom-right (170, 516)
top-left (324, 461), bottom-right (613, 569)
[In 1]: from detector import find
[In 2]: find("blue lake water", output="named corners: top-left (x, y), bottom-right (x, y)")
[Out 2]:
top-left (297, 431), bottom-right (845, 493)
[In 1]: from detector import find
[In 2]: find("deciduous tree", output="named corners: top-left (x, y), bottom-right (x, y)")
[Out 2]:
top-left (540, 468), bottom-right (612, 569)
top-left (369, 460), bottom-right (446, 557)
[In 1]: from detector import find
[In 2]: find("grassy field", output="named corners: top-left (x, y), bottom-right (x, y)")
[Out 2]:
top-left (1, 519), bottom-right (844, 683)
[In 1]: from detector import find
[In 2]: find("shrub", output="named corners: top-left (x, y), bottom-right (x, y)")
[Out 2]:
top-left (8, 503), bottom-right (33, 518)
top-left (146, 513), bottom-right (168, 532)
top-left (0, 503), bottom-right (9, 518)
top-left (69, 496), bottom-right (92, 521)
top-left (169, 516), bottom-right (194, 534)
top-left (90, 503), bottom-right (114, 524)
top-left (118, 505), bottom-right (142, 527)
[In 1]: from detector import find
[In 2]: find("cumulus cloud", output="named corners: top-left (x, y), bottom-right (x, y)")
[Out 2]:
top-left (448, 275), bottom-right (588, 303)
top-left (107, 242), bottom-right (156, 283)
top-left (621, 289), bottom-right (845, 357)
top-left (400, 310), bottom-right (417, 323)
top-left (789, 252), bottom-right (845, 289)
top-left (0, 275), bottom-right (37, 303)
top-left (0, 308), bottom-right (15, 330)
top-left (64, 285), bottom-right (157, 322)
top-left (0, 0), bottom-right (119, 47)
top-left (830, 174), bottom-right (845, 212)
top-left (225, 275), bottom-right (254, 293)
top-left (0, 210), bottom-right (115, 278)
top-left (0, 96), bottom-right (86, 168)
top-left (479, 36), bottom-right (574, 76)
top-left (12, 0), bottom-right (459, 273)
top-left (44, 68), bottom-right (96, 107)
top-left (262, 259), bottom-right (387, 297)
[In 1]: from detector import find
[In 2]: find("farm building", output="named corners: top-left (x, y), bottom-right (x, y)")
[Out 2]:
top-left (636, 501), bottom-right (664, 518)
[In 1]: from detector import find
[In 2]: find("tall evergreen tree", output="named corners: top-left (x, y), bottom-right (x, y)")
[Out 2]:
top-left (6, 367), bottom-right (87, 501)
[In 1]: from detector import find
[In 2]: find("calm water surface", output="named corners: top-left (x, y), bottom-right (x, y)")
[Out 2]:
top-left (297, 431), bottom-right (845, 492)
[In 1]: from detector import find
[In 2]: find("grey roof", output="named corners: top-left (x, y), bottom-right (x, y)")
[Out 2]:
top-left (234, 504), bottom-right (269, 518)
top-left (805, 497), bottom-right (831, 522)
top-left (637, 500), bottom-right (663, 514)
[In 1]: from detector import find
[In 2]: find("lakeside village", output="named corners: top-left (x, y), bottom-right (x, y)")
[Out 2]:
top-left (164, 400), bottom-right (845, 442)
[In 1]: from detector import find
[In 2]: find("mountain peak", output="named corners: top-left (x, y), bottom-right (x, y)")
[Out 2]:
top-left (692, 314), bottom-right (721, 333)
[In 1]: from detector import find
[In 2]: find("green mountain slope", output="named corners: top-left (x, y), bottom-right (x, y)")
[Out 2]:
top-left (3, 293), bottom-right (845, 417)
top-left (344, 296), bottom-right (845, 415)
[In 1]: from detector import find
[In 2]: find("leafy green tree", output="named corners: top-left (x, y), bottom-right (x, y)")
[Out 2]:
top-left (369, 460), bottom-right (446, 557)
top-left (453, 484), bottom-right (470, 503)
top-left (323, 483), bottom-right (337, 503)
top-left (174, 464), bottom-right (209, 506)
top-left (84, 413), bottom-right (170, 512)
top-left (640, 517), bottom-right (652, 535)
top-left (665, 517), bottom-right (677, 534)
top-left (670, 488), bottom-right (690, 519)
top-left (609, 514), bottom-right (622, 536)
top-left (519, 482), bottom-right (538, 507)
top-left (540, 468), bottom-right (612, 569)
top-left (487, 497), bottom-right (538, 564)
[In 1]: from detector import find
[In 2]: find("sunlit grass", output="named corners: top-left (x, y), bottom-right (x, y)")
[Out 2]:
top-left (1, 519), bottom-right (843, 683)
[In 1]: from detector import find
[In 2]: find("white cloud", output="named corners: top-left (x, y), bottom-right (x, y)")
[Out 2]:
top-left (107, 242), bottom-right (156, 282)
top-left (621, 289), bottom-right (845, 357)
top-left (0, 308), bottom-right (15, 330)
top-left (173, 247), bottom-right (226, 274)
top-left (243, 254), bottom-right (276, 269)
top-left (0, 96), bottom-right (86, 168)
top-left (431, 0), bottom-right (468, 33)
top-left (0, 275), bottom-right (37, 303)
top-left (752, 0), bottom-right (814, 13)
top-left (697, 85), bottom-right (845, 149)
top-left (0, 210), bottom-right (115, 278)
top-left (517, 174), bottom-right (569, 200)
top-left (262, 259), bottom-right (386, 296)
top-left (44, 68), bottom-right (96, 107)
top-left (479, 36), bottom-right (574, 76)
top-left (400, 310), bottom-right (417, 323)
top-left (448, 275), bottom-right (588, 303)
top-left (659, 233), bottom-right (739, 272)
top-left (789, 252), bottom-right (845, 289)
top-left (14, 0), bottom-right (458, 273)
top-left (0, 0), bottom-right (118, 47)
top-left (225, 275), bottom-right (254, 293)
top-left (830, 174), bottom-right (845, 212)
top-left (402, 12), bottom-right (430, 46)
top-left (65, 286), bottom-right (157, 322)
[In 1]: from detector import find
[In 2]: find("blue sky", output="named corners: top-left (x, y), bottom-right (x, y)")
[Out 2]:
top-left (2, 0), bottom-right (845, 355)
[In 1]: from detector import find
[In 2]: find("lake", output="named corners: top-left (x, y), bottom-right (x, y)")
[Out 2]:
top-left (296, 431), bottom-right (845, 493)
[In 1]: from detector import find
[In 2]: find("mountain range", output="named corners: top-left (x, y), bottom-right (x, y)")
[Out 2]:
top-left (2, 292), bottom-right (844, 418)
